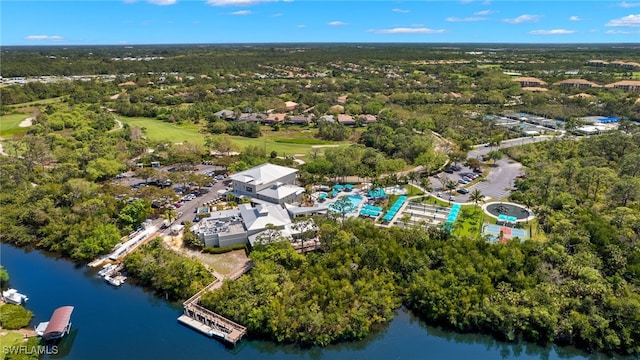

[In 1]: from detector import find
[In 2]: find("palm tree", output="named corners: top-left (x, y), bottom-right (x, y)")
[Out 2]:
top-left (445, 180), bottom-right (458, 196)
top-left (163, 208), bottom-right (179, 223)
top-left (419, 177), bottom-right (433, 194)
top-left (469, 188), bottom-right (484, 206)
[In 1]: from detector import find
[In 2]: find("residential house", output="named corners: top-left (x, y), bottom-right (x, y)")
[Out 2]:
top-left (552, 79), bottom-right (602, 88)
top-left (337, 114), bottom-right (356, 125)
top-left (238, 113), bottom-right (265, 123)
top-left (319, 115), bottom-right (335, 123)
top-left (284, 101), bottom-right (299, 111)
top-left (358, 114), bottom-right (377, 124)
top-left (513, 77), bottom-right (547, 87)
top-left (585, 60), bottom-right (609, 67)
top-left (213, 109), bottom-right (236, 120)
top-left (286, 114), bottom-right (315, 125)
top-left (605, 80), bottom-right (640, 92)
top-left (265, 113), bottom-right (287, 125)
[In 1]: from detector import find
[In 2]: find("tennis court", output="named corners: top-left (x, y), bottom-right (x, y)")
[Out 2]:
top-left (483, 223), bottom-right (528, 243)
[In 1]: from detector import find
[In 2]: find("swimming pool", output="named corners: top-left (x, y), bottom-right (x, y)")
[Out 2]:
top-left (328, 195), bottom-right (362, 213)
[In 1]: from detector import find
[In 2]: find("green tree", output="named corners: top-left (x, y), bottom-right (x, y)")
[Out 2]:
top-left (0, 266), bottom-right (9, 289)
top-left (0, 304), bottom-right (33, 329)
top-left (469, 188), bottom-right (484, 206)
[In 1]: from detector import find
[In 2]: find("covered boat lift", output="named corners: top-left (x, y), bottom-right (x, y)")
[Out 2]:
top-left (35, 306), bottom-right (74, 342)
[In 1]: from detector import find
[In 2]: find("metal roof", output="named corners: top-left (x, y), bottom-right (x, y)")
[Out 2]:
top-left (44, 306), bottom-right (74, 339)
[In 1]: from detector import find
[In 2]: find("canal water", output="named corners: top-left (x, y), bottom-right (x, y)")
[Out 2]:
top-left (1, 243), bottom-right (598, 360)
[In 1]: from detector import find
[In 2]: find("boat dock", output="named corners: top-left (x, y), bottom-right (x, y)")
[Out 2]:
top-left (35, 306), bottom-right (74, 342)
top-left (178, 262), bottom-right (253, 346)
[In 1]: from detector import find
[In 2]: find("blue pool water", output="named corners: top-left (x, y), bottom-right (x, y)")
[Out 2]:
top-left (329, 195), bottom-right (362, 213)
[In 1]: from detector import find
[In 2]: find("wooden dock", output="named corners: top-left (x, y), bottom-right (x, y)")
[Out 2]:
top-left (178, 261), bottom-right (253, 346)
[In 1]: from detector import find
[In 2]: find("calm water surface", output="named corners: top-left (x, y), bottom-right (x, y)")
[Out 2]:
top-left (1, 243), bottom-right (601, 360)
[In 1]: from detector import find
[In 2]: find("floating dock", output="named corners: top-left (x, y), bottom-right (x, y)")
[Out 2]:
top-left (178, 262), bottom-right (253, 346)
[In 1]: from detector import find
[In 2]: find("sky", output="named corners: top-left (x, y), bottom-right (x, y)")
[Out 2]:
top-left (2, 0), bottom-right (640, 45)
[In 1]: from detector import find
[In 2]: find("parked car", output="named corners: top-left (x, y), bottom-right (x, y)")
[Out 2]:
top-left (193, 216), bottom-right (201, 223)
top-left (457, 188), bottom-right (470, 194)
top-left (444, 167), bottom-right (454, 174)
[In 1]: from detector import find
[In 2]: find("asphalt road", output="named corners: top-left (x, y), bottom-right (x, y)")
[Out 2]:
top-left (429, 135), bottom-right (564, 203)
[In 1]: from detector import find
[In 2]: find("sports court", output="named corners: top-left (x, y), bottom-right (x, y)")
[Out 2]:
top-left (482, 223), bottom-right (529, 243)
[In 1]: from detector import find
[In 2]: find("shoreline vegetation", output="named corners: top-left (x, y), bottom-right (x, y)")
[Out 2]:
top-left (0, 44), bottom-right (638, 356)
top-left (0, 267), bottom-right (40, 360)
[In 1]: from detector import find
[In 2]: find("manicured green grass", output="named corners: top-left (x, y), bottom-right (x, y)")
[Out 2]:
top-left (614, 72), bottom-right (640, 80)
top-left (6, 96), bottom-right (66, 108)
top-left (119, 116), bottom-right (206, 145)
top-left (452, 205), bottom-right (486, 238)
top-left (406, 184), bottom-right (424, 197)
top-left (0, 113), bottom-right (31, 137)
top-left (0, 331), bottom-right (23, 360)
top-left (119, 116), bottom-right (349, 157)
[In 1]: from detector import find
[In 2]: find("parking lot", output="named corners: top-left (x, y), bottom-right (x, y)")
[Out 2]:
top-left (112, 163), bottom-right (231, 235)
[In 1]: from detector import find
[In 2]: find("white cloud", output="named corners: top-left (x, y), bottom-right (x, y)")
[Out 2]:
top-left (446, 16), bottom-right (486, 22)
top-left (503, 14), bottom-right (541, 24)
top-left (328, 21), bottom-right (347, 26)
top-left (605, 29), bottom-right (640, 34)
top-left (606, 14), bottom-right (640, 27)
top-left (148, 0), bottom-right (176, 5)
top-left (369, 27), bottom-right (446, 34)
top-left (617, 1), bottom-right (640, 7)
top-left (207, 0), bottom-right (274, 6)
top-left (529, 29), bottom-right (576, 35)
top-left (271, 13), bottom-right (282, 17)
top-left (25, 35), bottom-right (63, 41)
top-left (231, 10), bottom-right (251, 15)
top-left (297, 24), bottom-right (306, 28)
top-left (392, 8), bottom-right (410, 13)
top-left (474, 10), bottom-right (497, 15)
top-left (569, 15), bottom-right (582, 21)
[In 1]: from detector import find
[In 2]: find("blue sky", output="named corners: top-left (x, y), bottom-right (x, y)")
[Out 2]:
top-left (2, 1), bottom-right (640, 45)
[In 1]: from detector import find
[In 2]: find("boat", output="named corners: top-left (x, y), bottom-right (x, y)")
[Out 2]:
top-left (35, 306), bottom-right (74, 342)
top-left (104, 275), bottom-right (126, 287)
top-left (2, 288), bottom-right (29, 305)
top-left (98, 264), bottom-right (117, 277)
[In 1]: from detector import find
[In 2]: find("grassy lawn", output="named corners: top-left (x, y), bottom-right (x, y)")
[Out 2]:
top-left (452, 205), bottom-right (486, 238)
top-left (0, 331), bottom-right (24, 360)
top-left (477, 64), bottom-right (502, 69)
top-left (119, 116), bottom-right (348, 157)
top-left (118, 116), bottom-right (205, 144)
top-left (0, 113), bottom-right (31, 137)
top-left (6, 96), bottom-right (66, 108)
top-left (406, 184), bottom-right (425, 197)
top-left (614, 72), bottom-right (640, 80)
